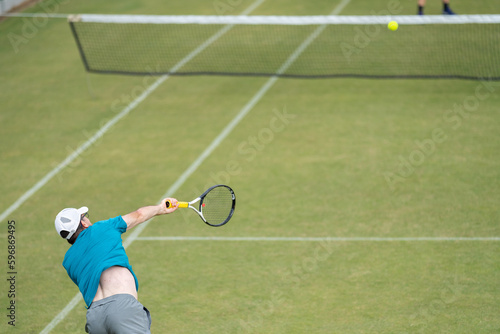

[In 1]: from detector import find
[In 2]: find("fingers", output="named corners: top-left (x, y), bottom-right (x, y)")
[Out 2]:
top-left (163, 198), bottom-right (179, 213)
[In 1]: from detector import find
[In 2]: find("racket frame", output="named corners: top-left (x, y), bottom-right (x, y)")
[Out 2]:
top-left (167, 184), bottom-right (236, 227)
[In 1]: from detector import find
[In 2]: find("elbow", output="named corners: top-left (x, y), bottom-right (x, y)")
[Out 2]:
top-left (134, 208), bottom-right (148, 224)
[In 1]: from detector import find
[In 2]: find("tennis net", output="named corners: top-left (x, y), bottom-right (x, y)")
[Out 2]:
top-left (68, 14), bottom-right (500, 80)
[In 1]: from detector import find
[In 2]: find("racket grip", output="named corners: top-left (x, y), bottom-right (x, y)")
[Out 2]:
top-left (165, 200), bottom-right (188, 208)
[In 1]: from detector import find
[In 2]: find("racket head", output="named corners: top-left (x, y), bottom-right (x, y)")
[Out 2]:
top-left (199, 184), bottom-right (236, 227)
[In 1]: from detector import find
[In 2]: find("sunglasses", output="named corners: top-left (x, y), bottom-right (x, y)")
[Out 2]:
top-left (80, 212), bottom-right (89, 221)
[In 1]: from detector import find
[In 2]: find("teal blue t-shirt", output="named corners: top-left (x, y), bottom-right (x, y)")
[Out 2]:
top-left (62, 216), bottom-right (139, 308)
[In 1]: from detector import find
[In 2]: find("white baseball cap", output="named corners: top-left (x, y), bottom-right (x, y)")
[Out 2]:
top-left (55, 207), bottom-right (88, 240)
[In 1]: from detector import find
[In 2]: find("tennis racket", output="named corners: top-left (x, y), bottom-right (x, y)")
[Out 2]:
top-left (166, 184), bottom-right (236, 227)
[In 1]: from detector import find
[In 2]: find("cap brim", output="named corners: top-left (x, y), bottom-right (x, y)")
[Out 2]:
top-left (77, 206), bottom-right (88, 215)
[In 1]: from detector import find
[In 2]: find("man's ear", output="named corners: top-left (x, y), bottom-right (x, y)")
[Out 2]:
top-left (81, 220), bottom-right (91, 229)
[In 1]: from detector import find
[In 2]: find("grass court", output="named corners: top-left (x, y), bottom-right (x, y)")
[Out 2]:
top-left (0, 0), bottom-right (499, 333)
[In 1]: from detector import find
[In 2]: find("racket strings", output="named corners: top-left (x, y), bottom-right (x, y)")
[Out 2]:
top-left (201, 186), bottom-right (234, 225)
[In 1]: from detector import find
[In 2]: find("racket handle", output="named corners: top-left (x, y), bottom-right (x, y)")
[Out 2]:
top-left (165, 200), bottom-right (188, 208)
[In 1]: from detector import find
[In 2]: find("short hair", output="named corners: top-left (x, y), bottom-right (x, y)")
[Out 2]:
top-left (61, 222), bottom-right (85, 245)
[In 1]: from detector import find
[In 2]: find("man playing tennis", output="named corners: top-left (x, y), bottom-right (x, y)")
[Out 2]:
top-left (55, 198), bottom-right (178, 333)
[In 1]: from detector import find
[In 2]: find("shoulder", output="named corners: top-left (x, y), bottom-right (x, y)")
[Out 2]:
top-left (94, 216), bottom-right (127, 232)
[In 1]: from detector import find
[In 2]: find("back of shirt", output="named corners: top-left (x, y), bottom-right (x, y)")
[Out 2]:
top-left (62, 216), bottom-right (139, 308)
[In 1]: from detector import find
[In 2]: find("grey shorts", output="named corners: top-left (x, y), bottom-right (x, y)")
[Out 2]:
top-left (85, 294), bottom-right (151, 334)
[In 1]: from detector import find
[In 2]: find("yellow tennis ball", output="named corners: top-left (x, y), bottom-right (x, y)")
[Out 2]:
top-left (388, 21), bottom-right (398, 31)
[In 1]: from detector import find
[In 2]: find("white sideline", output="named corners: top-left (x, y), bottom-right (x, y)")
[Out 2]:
top-left (136, 236), bottom-right (500, 242)
top-left (0, 1), bottom-right (268, 226)
top-left (39, 0), bottom-right (351, 332)
top-left (0, 76), bottom-right (167, 224)
top-left (37, 0), bottom-right (268, 333)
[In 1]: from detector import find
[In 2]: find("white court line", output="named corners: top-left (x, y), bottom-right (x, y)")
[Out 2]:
top-left (40, 0), bottom-right (352, 332)
top-left (0, 0), bottom-right (268, 226)
top-left (38, 1), bottom-right (267, 333)
top-left (0, 76), bottom-right (167, 224)
top-left (136, 236), bottom-right (500, 242)
top-left (158, 0), bottom-right (353, 197)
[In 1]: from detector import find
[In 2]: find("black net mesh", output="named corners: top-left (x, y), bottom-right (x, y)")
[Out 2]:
top-left (69, 18), bottom-right (500, 80)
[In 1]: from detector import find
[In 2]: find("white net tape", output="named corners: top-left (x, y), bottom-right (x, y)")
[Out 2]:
top-left (70, 14), bottom-right (500, 25)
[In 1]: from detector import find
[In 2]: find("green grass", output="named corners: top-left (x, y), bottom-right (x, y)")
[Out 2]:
top-left (1, 0), bottom-right (499, 333)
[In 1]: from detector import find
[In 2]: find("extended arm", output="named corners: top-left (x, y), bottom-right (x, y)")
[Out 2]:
top-left (122, 198), bottom-right (178, 230)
